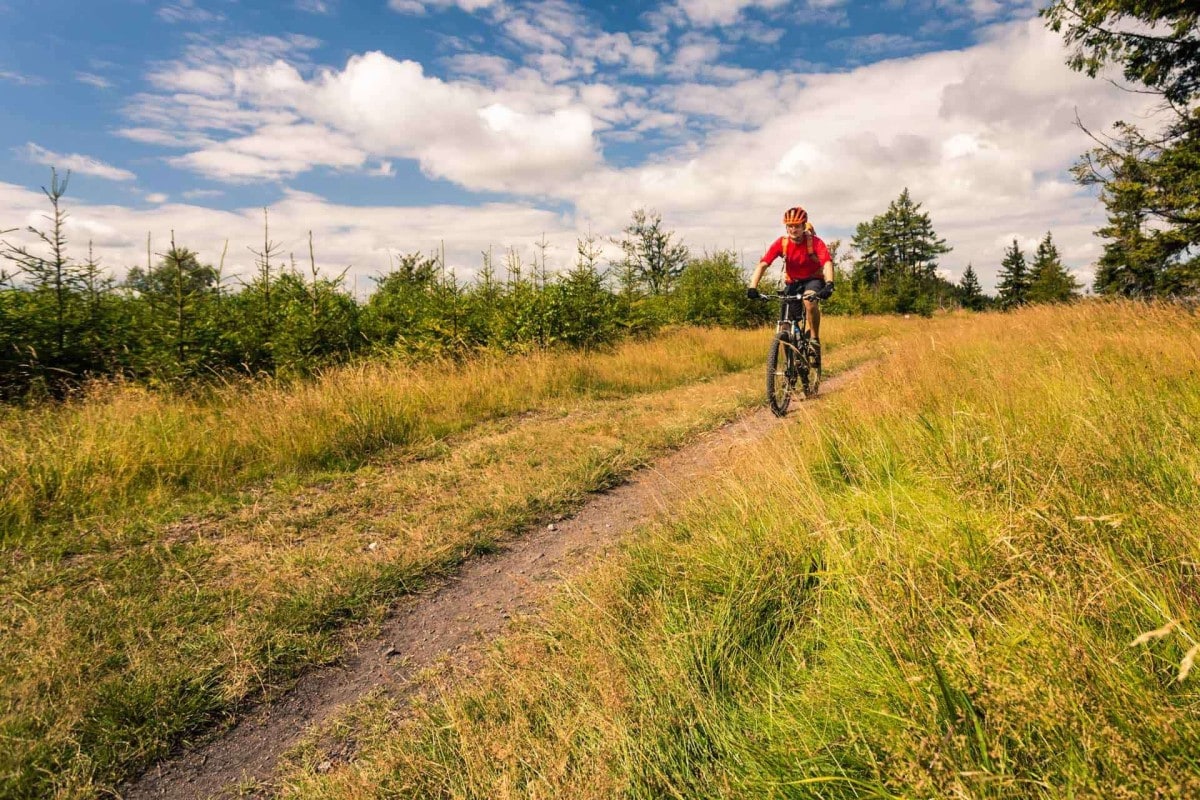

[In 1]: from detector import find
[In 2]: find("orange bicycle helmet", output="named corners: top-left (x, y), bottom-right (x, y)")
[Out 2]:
top-left (783, 206), bottom-right (808, 226)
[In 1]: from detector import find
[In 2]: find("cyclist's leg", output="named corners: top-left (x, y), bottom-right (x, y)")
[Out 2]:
top-left (799, 278), bottom-right (824, 340)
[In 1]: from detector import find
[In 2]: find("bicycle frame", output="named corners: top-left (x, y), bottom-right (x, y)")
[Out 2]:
top-left (758, 290), bottom-right (822, 414)
top-left (762, 291), bottom-right (817, 355)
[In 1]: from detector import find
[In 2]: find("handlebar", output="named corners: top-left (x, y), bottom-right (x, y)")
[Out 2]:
top-left (755, 291), bottom-right (820, 301)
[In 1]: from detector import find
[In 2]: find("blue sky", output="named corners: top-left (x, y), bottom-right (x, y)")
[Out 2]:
top-left (0, 0), bottom-right (1153, 292)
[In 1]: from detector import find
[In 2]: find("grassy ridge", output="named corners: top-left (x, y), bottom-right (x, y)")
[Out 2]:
top-left (0, 320), bottom-right (895, 799)
top-left (273, 302), bottom-right (1200, 799)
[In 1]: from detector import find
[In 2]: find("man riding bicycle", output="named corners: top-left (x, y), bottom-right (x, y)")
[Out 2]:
top-left (746, 206), bottom-right (835, 356)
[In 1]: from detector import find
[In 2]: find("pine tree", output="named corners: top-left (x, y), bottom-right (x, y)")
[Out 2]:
top-left (851, 188), bottom-right (951, 287)
top-left (1042, 1), bottom-right (1200, 298)
top-left (849, 188), bottom-right (952, 314)
top-left (0, 169), bottom-right (79, 362)
top-left (995, 239), bottom-right (1030, 309)
top-left (125, 236), bottom-right (221, 376)
top-left (1027, 232), bottom-right (1081, 304)
top-left (1090, 159), bottom-right (1176, 296)
top-left (887, 188), bottom-right (952, 281)
top-left (958, 263), bottom-right (985, 310)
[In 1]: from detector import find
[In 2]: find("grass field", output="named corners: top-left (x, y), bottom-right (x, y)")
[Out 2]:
top-left (257, 301), bottom-right (1200, 799)
top-left (0, 320), bottom-right (896, 799)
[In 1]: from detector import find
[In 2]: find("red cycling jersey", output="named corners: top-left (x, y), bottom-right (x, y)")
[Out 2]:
top-left (761, 235), bottom-right (831, 282)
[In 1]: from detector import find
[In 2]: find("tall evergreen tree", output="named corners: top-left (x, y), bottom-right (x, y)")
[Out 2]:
top-left (0, 169), bottom-right (79, 361)
top-left (851, 188), bottom-right (951, 288)
top-left (995, 239), bottom-right (1030, 309)
top-left (848, 189), bottom-right (952, 314)
top-left (1042, 1), bottom-right (1200, 297)
top-left (0, 169), bottom-right (95, 392)
top-left (958, 263), bottom-right (986, 310)
top-left (1027, 232), bottom-right (1081, 303)
top-left (1089, 148), bottom-right (1187, 296)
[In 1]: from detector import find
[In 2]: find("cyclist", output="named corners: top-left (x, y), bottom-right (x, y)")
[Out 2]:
top-left (746, 206), bottom-right (835, 358)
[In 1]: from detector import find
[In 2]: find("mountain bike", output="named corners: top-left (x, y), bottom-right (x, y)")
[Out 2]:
top-left (758, 290), bottom-right (821, 416)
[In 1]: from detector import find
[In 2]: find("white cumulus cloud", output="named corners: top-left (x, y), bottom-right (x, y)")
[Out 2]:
top-left (31, 14), bottom-right (1160, 293)
top-left (131, 49), bottom-right (601, 192)
top-left (22, 143), bottom-right (137, 182)
top-left (0, 181), bottom-right (577, 290)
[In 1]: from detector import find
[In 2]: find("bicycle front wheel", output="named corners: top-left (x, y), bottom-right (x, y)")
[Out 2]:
top-left (766, 332), bottom-right (798, 417)
top-left (802, 339), bottom-right (821, 397)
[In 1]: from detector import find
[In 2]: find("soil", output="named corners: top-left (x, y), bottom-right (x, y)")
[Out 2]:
top-left (119, 368), bottom-right (863, 800)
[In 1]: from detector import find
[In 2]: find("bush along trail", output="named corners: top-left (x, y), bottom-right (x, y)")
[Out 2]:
top-left (259, 301), bottom-right (1198, 800)
top-left (1, 320), bottom-right (896, 799)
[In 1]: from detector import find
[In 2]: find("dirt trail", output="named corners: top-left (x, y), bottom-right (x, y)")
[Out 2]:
top-left (121, 368), bottom-right (864, 800)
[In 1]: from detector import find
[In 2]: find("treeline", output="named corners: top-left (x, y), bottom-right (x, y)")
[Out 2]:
top-left (825, 189), bottom-right (1084, 316)
top-left (0, 181), bottom-right (773, 401)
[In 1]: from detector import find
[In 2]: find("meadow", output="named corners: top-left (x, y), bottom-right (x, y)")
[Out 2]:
top-left (0, 319), bottom-right (894, 799)
top-left (5, 302), bottom-right (1197, 799)
top-left (257, 301), bottom-right (1200, 799)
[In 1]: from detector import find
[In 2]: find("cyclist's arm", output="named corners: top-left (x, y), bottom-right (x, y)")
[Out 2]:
top-left (812, 239), bottom-right (835, 285)
top-left (749, 260), bottom-right (770, 289)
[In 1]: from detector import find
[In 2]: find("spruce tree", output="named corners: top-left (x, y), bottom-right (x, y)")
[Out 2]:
top-left (1091, 172), bottom-right (1173, 296)
top-left (1027, 232), bottom-right (1081, 303)
top-left (1042, 1), bottom-right (1200, 298)
top-left (958, 263), bottom-right (985, 310)
top-left (995, 239), bottom-right (1030, 309)
top-left (849, 188), bottom-right (952, 313)
top-left (888, 188), bottom-right (951, 281)
top-left (851, 188), bottom-right (951, 287)
top-left (125, 238), bottom-right (220, 377)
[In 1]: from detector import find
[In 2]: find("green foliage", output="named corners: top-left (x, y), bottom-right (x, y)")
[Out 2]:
top-left (1043, 1), bottom-right (1200, 298)
top-left (846, 188), bottom-right (956, 316)
top-left (958, 263), bottom-right (987, 310)
top-left (1041, 1), bottom-right (1200, 106)
top-left (1027, 232), bottom-right (1082, 303)
top-left (359, 252), bottom-right (440, 352)
top-left (269, 272), bottom-right (360, 376)
top-left (995, 239), bottom-right (1031, 309)
top-left (123, 242), bottom-right (224, 381)
top-left (613, 208), bottom-right (690, 296)
top-left (672, 250), bottom-right (772, 328)
top-left (0, 169), bottom-right (99, 396)
top-left (543, 245), bottom-right (621, 348)
top-left (1085, 122), bottom-right (1200, 296)
top-left (851, 188), bottom-right (951, 287)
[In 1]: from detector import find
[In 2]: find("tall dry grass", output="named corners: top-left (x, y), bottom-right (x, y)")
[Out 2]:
top-left (0, 319), bottom-right (895, 800)
top-left (279, 301), bottom-right (1200, 799)
top-left (0, 327), bottom-right (792, 547)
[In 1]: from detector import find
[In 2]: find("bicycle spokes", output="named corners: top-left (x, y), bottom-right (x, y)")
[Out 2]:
top-left (766, 334), bottom-right (796, 417)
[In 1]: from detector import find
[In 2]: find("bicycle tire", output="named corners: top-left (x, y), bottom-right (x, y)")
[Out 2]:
top-left (766, 332), bottom-right (798, 416)
top-left (802, 339), bottom-right (821, 397)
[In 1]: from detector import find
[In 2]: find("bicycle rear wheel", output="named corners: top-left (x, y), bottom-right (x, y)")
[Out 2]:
top-left (766, 332), bottom-right (798, 416)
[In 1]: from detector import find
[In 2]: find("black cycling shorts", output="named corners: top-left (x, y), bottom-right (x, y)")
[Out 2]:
top-left (784, 278), bottom-right (825, 297)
